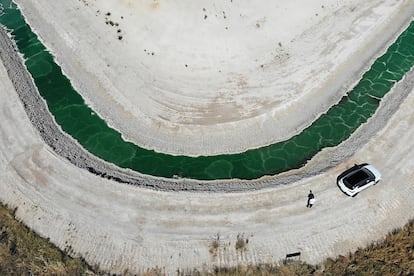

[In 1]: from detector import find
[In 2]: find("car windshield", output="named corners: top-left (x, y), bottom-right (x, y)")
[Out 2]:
top-left (344, 169), bottom-right (372, 189)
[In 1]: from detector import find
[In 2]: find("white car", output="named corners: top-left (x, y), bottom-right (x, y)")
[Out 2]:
top-left (337, 163), bottom-right (382, 197)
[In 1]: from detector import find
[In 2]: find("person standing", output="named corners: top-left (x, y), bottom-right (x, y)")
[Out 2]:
top-left (307, 190), bottom-right (315, 208)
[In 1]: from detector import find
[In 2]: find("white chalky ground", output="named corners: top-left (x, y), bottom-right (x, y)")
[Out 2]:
top-left (1, 0), bottom-right (414, 274)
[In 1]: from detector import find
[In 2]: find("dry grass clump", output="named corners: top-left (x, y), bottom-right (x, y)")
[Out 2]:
top-left (235, 233), bottom-right (247, 251)
top-left (209, 233), bottom-right (220, 258)
top-left (321, 219), bottom-right (414, 275)
top-left (209, 262), bottom-right (315, 276)
top-left (172, 262), bottom-right (315, 276)
top-left (0, 202), bottom-right (95, 275)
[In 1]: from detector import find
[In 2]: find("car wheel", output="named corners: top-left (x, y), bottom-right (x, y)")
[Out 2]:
top-left (352, 193), bottom-right (359, 197)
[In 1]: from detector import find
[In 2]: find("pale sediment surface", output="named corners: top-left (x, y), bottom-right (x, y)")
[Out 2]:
top-left (2, 0), bottom-right (414, 273)
top-left (1, 21), bottom-right (414, 274)
top-left (14, 0), bottom-right (414, 155)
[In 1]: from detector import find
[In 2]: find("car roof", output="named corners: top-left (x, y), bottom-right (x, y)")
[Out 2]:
top-left (344, 169), bottom-right (372, 188)
top-left (336, 163), bottom-right (369, 182)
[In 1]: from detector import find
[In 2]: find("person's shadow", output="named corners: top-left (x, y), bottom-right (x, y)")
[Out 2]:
top-left (307, 190), bottom-right (315, 208)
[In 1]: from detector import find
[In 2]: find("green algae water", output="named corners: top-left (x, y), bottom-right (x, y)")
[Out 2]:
top-left (1, 0), bottom-right (414, 180)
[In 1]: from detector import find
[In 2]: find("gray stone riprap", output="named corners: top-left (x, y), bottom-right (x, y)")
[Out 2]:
top-left (1, 25), bottom-right (413, 193)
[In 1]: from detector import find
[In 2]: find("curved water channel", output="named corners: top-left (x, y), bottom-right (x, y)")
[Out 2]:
top-left (1, 0), bottom-right (414, 180)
